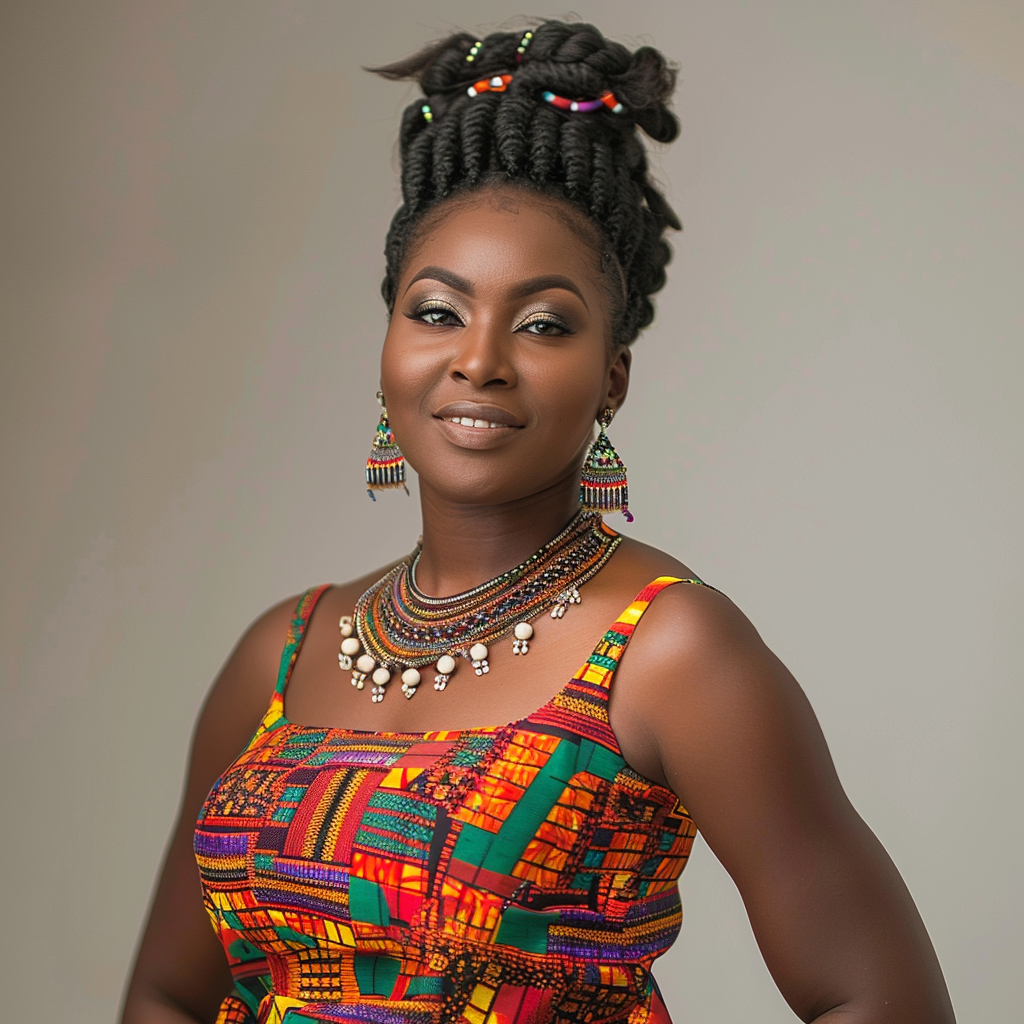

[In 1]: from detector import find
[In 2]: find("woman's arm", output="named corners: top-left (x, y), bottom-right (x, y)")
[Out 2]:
top-left (120, 597), bottom-right (297, 1024)
top-left (620, 585), bottom-right (955, 1024)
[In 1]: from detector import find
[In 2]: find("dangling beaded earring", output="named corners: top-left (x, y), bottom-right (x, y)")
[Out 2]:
top-left (579, 408), bottom-right (634, 522)
top-left (365, 391), bottom-right (409, 499)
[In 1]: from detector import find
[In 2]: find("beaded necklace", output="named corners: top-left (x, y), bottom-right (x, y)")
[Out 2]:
top-left (338, 511), bottom-right (620, 702)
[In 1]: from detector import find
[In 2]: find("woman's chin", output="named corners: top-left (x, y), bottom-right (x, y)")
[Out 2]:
top-left (413, 468), bottom-right (570, 510)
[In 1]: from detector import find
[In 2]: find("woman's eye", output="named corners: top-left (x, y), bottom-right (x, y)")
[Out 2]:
top-left (410, 305), bottom-right (461, 327)
top-left (518, 315), bottom-right (569, 336)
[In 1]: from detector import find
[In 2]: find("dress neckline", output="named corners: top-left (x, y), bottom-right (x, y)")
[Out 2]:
top-left (274, 672), bottom-right (576, 739)
top-left (265, 575), bottom-right (712, 745)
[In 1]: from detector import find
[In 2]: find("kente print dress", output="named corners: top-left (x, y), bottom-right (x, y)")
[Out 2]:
top-left (195, 576), bottom-right (709, 1024)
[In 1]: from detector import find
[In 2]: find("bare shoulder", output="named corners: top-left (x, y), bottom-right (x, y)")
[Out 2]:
top-left (601, 535), bottom-right (740, 640)
top-left (188, 591), bottom-right (301, 788)
top-left (607, 542), bottom-right (827, 802)
top-left (614, 549), bottom-right (765, 675)
top-left (190, 562), bottom-right (401, 785)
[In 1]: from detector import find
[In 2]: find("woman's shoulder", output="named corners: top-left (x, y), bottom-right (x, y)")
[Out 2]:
top-left (611, 535), bottom-right (770, 698)
top-left (190, 563), bottom-right (403, 777)
top-left (610, 537), bottom-right (831, 822)
top-left (187, 591), bottom-right (302, 783)
top-left (606, 535), bottom-right (789, 784)
top-left (607, 534), bottom-right (733, 623)
top-left (219, 560), bottom-right (407, 691)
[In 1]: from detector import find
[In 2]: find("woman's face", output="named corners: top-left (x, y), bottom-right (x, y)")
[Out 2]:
top-left (381, 187), bottom-right (629, 508)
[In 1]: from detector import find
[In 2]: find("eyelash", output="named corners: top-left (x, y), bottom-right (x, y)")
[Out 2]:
top-left (408, 303), bottom-right (571, 336)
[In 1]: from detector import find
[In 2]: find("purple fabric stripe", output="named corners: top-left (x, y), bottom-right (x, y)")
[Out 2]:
top-left (253, 887), bottom-right (350, 919)
top-left (194, 830), bottom-right (249, 856)
top-left (323, 751), bottom-right (400, 766)
top-left (289, 1000), bottom-right (438, 1024)
top-left (547, 931), bottom-right (676, 961)
top-left (265, 858), bottom-right (349, 886)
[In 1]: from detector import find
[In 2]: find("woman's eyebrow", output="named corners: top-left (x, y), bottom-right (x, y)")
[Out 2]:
top-left (509, 275), bottom-right (589, 311)
top-left (404, 266), bottom-right (474, 296)
top-left (403, 268), bottom-right (588, 311)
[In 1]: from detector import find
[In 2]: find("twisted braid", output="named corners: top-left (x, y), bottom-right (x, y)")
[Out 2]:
top-left (369, 19), bottom-right (680, 346)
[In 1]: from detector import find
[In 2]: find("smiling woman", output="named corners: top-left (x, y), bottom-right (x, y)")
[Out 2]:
top-left (121, 18), bottom-right (956, 1024)
top-left (384, 194), bottom-right (624, 505)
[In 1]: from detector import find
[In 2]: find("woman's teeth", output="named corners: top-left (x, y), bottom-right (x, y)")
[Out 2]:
top-left (445, 417), bottom-right (506, 429)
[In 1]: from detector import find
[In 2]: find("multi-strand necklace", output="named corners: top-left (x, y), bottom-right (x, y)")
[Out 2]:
top-left (338, 510), bottom-right (620, 702)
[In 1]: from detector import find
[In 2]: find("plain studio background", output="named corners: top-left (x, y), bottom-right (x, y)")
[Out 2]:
top-left (1, 2), bottom-right (1021, 1021)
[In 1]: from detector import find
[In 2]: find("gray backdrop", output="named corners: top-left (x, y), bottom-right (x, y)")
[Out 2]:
top-left (2, 2), bottom-right (1021, 1021)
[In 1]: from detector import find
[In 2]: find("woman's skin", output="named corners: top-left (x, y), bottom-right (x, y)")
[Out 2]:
top-left (121, 186), bottom-right (956, 1024)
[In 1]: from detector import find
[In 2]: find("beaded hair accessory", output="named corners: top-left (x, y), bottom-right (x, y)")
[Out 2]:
top-left (542, 89), bottom-right (624, 114)
top-left (467, 73), bottom-right (512, 97)
top-left (417, 30), bottom-right (623, 122)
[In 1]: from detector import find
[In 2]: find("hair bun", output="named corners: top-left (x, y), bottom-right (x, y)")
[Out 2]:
top-left (610, 46), bottom-right (679, 143)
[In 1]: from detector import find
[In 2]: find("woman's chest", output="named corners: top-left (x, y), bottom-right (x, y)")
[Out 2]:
top-left (194, 720), bottom-right (696, 939)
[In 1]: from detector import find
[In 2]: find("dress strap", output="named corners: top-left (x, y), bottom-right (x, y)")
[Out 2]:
top-left (242, 585), bottom-right (332, 746)
top-left (275, 584), bottom-right (332, 696)
top-left (532, 575), bottom-right (717, 748)
top-left (581, 575), bottom-right (716, 689)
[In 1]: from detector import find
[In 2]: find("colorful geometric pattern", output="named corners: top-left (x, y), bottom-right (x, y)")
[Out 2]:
top-left (196, 577), bottom-right (709, 1024)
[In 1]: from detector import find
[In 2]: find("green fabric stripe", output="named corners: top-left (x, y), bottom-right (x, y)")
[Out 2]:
top-left (452, 822), bottom-right (493, 867)
top-left (495, 904), bottom-right (560, 953)
top-left (406, 976), bottom-right (446, 996)
top-left (359, 810), bottom-right (435, 844)
top-left (236, 974), bottom-right (272, 1016)
top-left (354, 953), bottom-right (400, 996)
top-left (482, 740), bottom-right (577, 874)
top-left (368, 791), bottom-right (438, 824)
top-left (348, 876), bottom-right (389, 926)
top-left (576, 739), bottom-right (625, 781)
top-left (353, 829), bottom-right (428, 859)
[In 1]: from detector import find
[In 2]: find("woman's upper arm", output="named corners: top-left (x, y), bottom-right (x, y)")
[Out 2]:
top-left (121, 596), bottom-right (297, 1024)
top-left (632, 586), bottom-right (955, 1024)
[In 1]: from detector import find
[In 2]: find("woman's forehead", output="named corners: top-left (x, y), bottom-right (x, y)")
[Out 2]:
top-left (402, 189), bottom-right (606, 288)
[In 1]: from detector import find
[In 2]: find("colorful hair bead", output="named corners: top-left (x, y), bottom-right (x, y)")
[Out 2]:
top-left (467, 74), bottom-right (513, 97)
top-left (421, 103), bottom-right (433, 123)
top-left (466, 40), bottom-right (482, 62)
top-left (600, 91), bottom-right (625, 114)
top-left (516, 30), bottom-right (533, 59)
top-left (541, 89), bottom-right (624, 114)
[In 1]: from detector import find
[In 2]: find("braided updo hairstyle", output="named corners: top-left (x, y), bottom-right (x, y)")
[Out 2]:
top-left (371, 20), bottom-right (680, 347)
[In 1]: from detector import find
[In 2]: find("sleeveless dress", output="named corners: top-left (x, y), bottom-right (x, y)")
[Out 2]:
top-left (195, 576), bottom-right (709, 1024)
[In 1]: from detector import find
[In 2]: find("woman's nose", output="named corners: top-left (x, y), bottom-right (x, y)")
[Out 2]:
top-left (448, 322), bottom-right (518, 388)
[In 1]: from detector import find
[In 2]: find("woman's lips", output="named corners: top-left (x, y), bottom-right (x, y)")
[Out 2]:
top-left (442, 416), bottom-right (510, 429)
top-left (432, 403), bottom-right (524, 448)
top-left (433, 401), bottom-right (525, 428)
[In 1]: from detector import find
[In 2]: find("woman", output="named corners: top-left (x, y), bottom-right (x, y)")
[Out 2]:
top-left (122, 20), bottom-right (955, 1024)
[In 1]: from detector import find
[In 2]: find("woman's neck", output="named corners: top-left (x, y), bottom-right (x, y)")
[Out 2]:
top-left (413, 482), bottom-right (582, 598)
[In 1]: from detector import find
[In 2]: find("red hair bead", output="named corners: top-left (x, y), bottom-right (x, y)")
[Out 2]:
top-left (467, 74), bottom-right (513, 98)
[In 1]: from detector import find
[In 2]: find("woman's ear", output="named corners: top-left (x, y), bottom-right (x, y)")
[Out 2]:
top-left (605, 345), bottom-right (631, 413)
